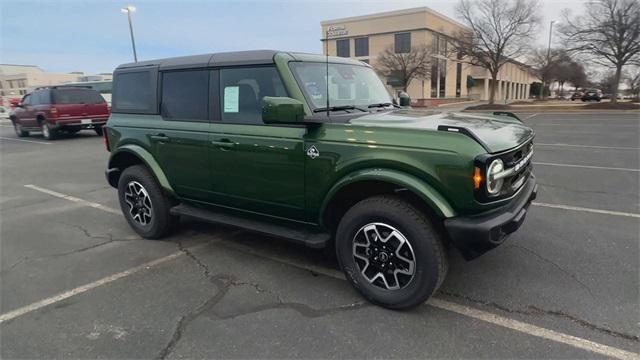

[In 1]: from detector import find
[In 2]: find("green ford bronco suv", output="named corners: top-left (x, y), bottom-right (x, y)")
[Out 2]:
top-left (104, 50), bottom-right (537, 309)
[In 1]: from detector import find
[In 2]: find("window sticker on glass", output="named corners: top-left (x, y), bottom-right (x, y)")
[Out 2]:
top-left (224, 86), bottom-right (239, 113)
top-left (305, 82), bottom-right (323, 100)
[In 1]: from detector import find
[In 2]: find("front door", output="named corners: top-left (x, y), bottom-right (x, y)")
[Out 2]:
top-left (151, 69), bottom-right (212, 200)
top-left (208, 66), bottom-right (306, 221)
top-left (16, 93), bottom-right (37, 128)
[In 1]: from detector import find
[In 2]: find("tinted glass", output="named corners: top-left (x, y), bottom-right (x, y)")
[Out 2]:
top-left (336, 39), bottom-right (350, 57)
top-left (112, 71), bottom-right (152, 112)
top-left (22, 94), bottom-right (32, 106)
top-left (52, 89), bottom-right (105, 104)
top-left (161, 70), bottom-right (209, 121)
top-left (394, 33), bottom-right (411, 53)
top-left (37, 90), bottom-right (51, 104)
top-left (354, 37), bottom-right (369, 57)
top-left (219, 67), bottom-right (287, 124)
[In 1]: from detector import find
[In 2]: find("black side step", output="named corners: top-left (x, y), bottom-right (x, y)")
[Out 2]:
top-left (170, 203), bottom-right (330, 249)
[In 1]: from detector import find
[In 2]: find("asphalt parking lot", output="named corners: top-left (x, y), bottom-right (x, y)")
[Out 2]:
top-left (1, 111), bottom-right (638, 359)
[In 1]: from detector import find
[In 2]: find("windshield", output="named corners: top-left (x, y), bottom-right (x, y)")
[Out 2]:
top-left (52, 89), bottom-right (106, 104)
top-left (289, 62), bottom-right (392, 110)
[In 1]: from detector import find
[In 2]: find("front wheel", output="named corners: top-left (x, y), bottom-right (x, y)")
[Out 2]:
top-left (336, 195), bottom-right (448, 309)
top-left (13, 122), bottom-right (28, 137)
top-left (117, 165), bottom-right (175, 239)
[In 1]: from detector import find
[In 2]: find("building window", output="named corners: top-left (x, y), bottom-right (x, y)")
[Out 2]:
top-left (7, 80), bottom-right (13, 89)
top-left (17, 79), bottom-right (26, 88)
top-left (161, 70), bottom-right (210, 121)
top-left (0, 81), bottom-right (3, 89)
top-left (354, 37), bottom-right (369, 57)
top-left (439, 59), bottom-right (446, 98)
top-left (336, 39), bottom-right (350, 57)
top-left (430, 62), bottom-right (438, 98)
top-left (394, 33), bottom-right (411, 53)
top-left (455, 52), bottom-right (462, 98)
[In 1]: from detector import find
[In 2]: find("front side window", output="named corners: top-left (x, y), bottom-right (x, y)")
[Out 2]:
top-left (112, 71), bottom-right (153, 112)
top-left (395, 33), bottom-right (411, 53)
top-left (219, 67), bottom-right (287, 124)
top-left (336, 39), bottom-right (350, 58)
top-left (21, 94), bottom-right (31, 106)
top-left (354, 37), bottom-right (369, 57)
top-left (290, 62), bottom-right (392, 110)
top-left (161, 70), bottom-right (209, 121)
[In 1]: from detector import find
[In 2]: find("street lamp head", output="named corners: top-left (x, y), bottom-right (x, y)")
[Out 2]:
top-left (121, 5), bottom-right (136, 13)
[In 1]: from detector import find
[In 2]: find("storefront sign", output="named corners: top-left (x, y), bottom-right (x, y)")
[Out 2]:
top-left (327, 25), bottom-right (348, 37)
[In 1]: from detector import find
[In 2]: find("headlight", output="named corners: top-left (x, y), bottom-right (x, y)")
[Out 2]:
top-left (487, 159), bottom-right (504, 195)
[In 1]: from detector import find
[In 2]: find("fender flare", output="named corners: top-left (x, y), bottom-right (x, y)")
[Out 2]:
top-left (319, 168), bottom-right (457, 221)
top-left (107, 144), bottom-right (176, 197)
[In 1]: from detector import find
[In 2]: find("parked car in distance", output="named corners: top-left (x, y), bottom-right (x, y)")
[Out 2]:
top-left (570, 92), bottom-right (583, 101)
top-left (581, 89), bottom-right (602, 102)
top-left (10, 87), bottom-right (110, 140)
top-left (104, 50), bottom-right (537, 309)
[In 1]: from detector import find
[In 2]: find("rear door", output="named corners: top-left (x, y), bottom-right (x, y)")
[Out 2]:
top-left (208, 66), bottom-right (306, 220)
top-left (151, 69), bottom-right (212, 199)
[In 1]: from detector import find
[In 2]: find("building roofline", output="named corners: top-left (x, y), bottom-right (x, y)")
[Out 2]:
top-left (321, 6), bottom-right (470, 31)
top-left (0, 64), bottom-right (40, 68)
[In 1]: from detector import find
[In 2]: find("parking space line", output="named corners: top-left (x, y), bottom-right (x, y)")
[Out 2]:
top-left (0, 137), bottom-right (52, 145)
top-left (24, 184), bottom-right (120, 214)
top-left (219, 241), bottom-right (637, 360)
top-left (536, 143), bottom-right (640, 150)
top-left (532, 202), bottom-right (640, 218)
top-left (15, 185), bottom-right (638, 358)
top-left (533, 162), bottom-right (640, 172)
top-left (0, 251), bottom-right (184, 323)
top-left (525, 113), bottom-right (539, 119)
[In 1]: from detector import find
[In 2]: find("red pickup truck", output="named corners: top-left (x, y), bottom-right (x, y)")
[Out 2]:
top-left (10, 87), bottom-right (110, 140)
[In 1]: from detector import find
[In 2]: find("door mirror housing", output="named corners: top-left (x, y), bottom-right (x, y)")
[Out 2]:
top-left (262, 97), bottom-right (305, 124)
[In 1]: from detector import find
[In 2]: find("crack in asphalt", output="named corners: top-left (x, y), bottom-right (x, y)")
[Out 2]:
top-left (0, 224), bottom-right (136, 275)
top-left (156, 241), bottom-right (368, 359)
top-left (438, 290), bottom-right (639, 342)
top-left (508, 244), bottom-right (595, 297)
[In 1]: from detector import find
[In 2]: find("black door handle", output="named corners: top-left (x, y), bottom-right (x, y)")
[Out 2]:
top-left (150, 134), bottom-right (170, 142)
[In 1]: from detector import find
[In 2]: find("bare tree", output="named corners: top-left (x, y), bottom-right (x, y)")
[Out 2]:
top-left (453, 0), bottom-right (540, 104)
top-left (529, 48), bottom-right (567, 98)
top-left (566, 63), bottom-right (588, 92)
top-left (559, 0), bottom-right (640, 104)
top-left (376, 45), bottom-right (433, 92)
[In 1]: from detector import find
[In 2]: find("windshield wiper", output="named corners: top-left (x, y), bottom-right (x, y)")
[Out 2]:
top-left (313, 105), bottom-right (368, 113)
top-left (368, 102), bottom-right (400, 109)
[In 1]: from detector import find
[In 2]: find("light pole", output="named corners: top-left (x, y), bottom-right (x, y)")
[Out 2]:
top-left (539, 20), bottom-right (555, 99)
top-left (121, 5), bottom-right (138, 62)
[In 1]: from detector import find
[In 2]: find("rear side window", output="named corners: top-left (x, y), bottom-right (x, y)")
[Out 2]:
top-left (161, 70), bottom-right (209, 121)
top-left (112, 70), bottom-right (155, 113)
top-left (52, 89), bottom-right (104, 104)
top-left (37, 90), bottom-right (51, 104)
top-left (219, 67), bottom-right (287, 124)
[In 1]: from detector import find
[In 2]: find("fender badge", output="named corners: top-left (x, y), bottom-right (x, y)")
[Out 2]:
top-left (306, 145), bottom-right (320, 159)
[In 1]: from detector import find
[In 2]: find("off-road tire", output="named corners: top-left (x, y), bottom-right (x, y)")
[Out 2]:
top-left (118, 165), bottom-right (174, 239)
top-left (336, 195), bottom-right (448, 309)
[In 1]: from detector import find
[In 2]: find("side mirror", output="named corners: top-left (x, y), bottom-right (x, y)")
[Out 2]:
top-left (262, 96), bottom-right (305, 124)
top-left (398, 92), bottom-right (411, 107)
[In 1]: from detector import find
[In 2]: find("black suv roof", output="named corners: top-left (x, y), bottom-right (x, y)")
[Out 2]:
top-left (116, 50), bottom-right (281, 71)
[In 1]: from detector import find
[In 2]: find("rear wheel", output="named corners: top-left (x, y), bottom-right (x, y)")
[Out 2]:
top-left (336, 195), bottom-right (448, 309)
top-left (94, 126), bottom-right (104, 136)
top-left (41, 122), bottom-right (57, 140)
top-left (117, 165), bottom-right (175, 239)
top-left (13, 122), bottom-right (28, 137)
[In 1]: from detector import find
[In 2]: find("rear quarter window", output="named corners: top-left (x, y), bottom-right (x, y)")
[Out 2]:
top-left (112, 69), bottom-right (157, 114)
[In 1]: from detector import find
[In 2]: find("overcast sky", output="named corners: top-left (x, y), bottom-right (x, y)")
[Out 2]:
top-left (1, 0), bottom-right (584, 74)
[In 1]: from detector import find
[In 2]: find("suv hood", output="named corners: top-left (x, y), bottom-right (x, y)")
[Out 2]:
top-left (348, 110), bottom-right (534, 153)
